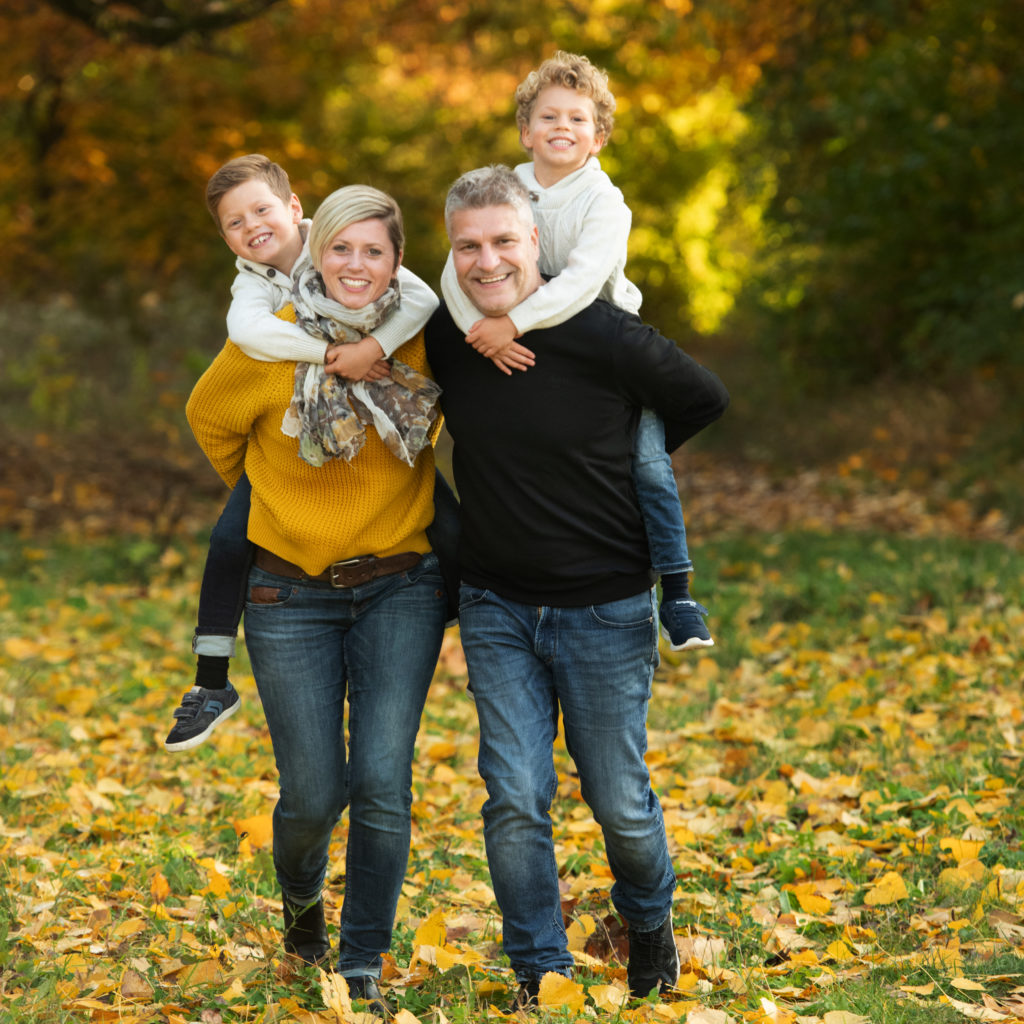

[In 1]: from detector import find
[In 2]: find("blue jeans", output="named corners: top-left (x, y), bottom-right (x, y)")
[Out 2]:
top-left (458, 585), bottom-right (677, 981)
top-left (193, 472), bottom-right (253, 657)
top-left (244, 553), bottom-right (446, 978)
top-left (634, 409), bottom-right (692, 575)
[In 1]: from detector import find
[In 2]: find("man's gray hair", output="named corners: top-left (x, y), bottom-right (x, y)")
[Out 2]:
top-left (444, 165), bottom-right (534, 236)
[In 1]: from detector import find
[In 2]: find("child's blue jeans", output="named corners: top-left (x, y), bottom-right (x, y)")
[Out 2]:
top-left (192, 468), bottom-right (461, 656)
top-left (633, 409), bottom-right (692, 576)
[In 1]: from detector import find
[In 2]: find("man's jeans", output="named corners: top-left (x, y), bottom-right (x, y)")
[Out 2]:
top-left (633, 409), bottom-right (693, 575)
top-left (458, 585), bottom-right (677, 980)
top-left (244, 554), bottom-right (446, 978)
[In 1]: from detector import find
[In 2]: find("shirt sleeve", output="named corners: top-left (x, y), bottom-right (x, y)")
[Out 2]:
top-left (372, 267), bottom-right (440, 357)
top-left (186, 343), bottom-right (267, 489)
top-left (509, 190), bottom-right (633, 335)
top-left (227, 271), bottom-right (330, 364)
top-left (611, 313), bottom-right (730, 453)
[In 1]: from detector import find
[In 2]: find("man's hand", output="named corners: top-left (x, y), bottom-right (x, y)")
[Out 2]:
top-left (467, 315), bottom-right (520, 358)
top-left (324, 337), bottom-right (392, 381)
top-left (489, 342), bottom-right (537, 375)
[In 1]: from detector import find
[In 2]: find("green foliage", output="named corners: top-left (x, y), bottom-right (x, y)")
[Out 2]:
top-left (736, 0), bottom-right (1024, 384)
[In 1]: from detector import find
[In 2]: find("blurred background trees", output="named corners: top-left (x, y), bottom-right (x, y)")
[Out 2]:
top-left (2, 0), bottom-right (1022, 472)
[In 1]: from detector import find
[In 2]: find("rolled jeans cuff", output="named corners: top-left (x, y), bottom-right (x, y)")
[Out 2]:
top-left (192, 633), bottom-right (237, 658)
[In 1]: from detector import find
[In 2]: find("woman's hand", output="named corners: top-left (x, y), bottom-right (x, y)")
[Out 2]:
top-left (325, 337), bottom-right (392, 381)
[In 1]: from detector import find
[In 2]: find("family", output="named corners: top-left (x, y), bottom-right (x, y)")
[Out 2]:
top-left (166, 52), bottom-right (729, 1017)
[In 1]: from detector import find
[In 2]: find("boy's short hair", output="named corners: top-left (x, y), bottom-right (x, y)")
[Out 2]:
top-left (309, 185), bottom-right (405, 272)
top-left (444, 165), bottom-right (534, 237)
top-left (205, 154), bottom-right (292, 229)
top-left (514, 51), bottom-right (616, 140)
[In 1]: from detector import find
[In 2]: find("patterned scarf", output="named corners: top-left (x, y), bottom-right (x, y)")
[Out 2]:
top-left (282, 251), bottom-right (441, 467)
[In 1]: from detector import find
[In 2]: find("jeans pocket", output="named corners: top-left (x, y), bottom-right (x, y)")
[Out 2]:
top-left (588, 591), bottom-right (656, 629)
top-left (458, 584), bottom-right (490, 612)
top-left (406, 551), bottom-right (443, 586)
top-left (246, 567), bottom-right (298, 608)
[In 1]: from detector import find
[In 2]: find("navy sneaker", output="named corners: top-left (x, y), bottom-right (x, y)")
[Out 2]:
top-left (627, 915), bottom-right (680, 999)
top-left (164, 683), bottom-right (240, 752)
top-left (659, 599), bottom-right (714, 651)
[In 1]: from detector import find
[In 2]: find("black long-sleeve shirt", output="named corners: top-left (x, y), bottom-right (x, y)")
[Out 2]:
top-left (425, 299), bottom-right (729, 606)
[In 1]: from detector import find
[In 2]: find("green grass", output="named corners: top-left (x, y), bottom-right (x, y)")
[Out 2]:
top-left (2, 526), bottom-right (1023, 1021)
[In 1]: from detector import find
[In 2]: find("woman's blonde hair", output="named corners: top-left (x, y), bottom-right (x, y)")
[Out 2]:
top-left (514, 51), bottom-right (616, 140)
top-left (309, 185), bottom-right (404, 272)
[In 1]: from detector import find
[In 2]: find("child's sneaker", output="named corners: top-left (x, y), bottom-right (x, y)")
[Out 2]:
top-left (659, 599), bottom-right (714, 651)
top-left (164, 682), bottom-right (240, 751)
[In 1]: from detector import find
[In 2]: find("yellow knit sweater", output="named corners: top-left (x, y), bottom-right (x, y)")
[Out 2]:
top-left (186, 310), bottom-right (440, 576)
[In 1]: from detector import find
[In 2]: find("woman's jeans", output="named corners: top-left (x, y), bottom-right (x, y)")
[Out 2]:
top-left (633, 409), bottom-right (692, 575)
top-left (457, 584), bottom-right (677, 981)
top-left (194, 468), bottom-right (458, 654)
top-left (244, 553), bottom-right (447, 978)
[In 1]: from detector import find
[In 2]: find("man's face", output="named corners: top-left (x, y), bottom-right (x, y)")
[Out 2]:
top-left (449, 204), bottom-right (542, 318)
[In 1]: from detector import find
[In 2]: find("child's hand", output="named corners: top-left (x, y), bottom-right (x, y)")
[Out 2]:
top-left (489, 341), bottom-right (537, 376)
top-left (325, 337), bottom-right (392, 381)
top-left (467, 315), bottom-right (519, 358)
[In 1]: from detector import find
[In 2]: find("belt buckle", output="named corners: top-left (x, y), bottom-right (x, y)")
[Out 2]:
top-left (329, 555), bottom-right (373, 589)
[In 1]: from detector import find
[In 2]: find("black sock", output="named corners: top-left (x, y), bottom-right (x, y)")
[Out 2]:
top-left (660, 571), bottom-right (690, 603)
top-left (195, 655), bottom-right (230, 690)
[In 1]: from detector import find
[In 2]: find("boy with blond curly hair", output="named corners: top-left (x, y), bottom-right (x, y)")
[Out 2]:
top-left (441, 52), bottom-right (712, 650)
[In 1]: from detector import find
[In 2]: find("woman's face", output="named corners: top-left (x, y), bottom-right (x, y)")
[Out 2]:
top-left (320, 217), bottom-right (401, 309)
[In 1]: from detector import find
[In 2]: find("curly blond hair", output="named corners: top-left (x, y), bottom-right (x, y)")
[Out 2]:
top-left (514, 51), bottom-right (616, 140)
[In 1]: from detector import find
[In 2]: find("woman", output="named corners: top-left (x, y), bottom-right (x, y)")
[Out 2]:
top-left (186, 186), bottom-right (448, 1016)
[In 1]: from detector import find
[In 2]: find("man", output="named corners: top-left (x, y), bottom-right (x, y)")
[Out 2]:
top-left (424, 165), bottom-right (729, 1009)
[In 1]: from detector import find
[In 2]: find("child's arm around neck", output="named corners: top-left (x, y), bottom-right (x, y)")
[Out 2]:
top-left (370, 266), bottom-right (439, 357)
top-left (227, 266), bottom-right (329, 364)
top-left (507, 162), bottom-right (641, 335)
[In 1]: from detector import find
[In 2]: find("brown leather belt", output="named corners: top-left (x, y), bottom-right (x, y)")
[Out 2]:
top-left (254, 547), bottom-right (422, 588)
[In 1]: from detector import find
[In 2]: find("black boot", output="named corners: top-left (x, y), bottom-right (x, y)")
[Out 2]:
top-left (627, 914), bottom-right (679, 999)
top-left (283, 897), bottom-right (330, 965)
top-left (346, 974), bottom-right (395, 1018)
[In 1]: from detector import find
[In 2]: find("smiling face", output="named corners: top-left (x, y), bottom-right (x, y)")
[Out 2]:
top-left (449, 203), bottom-right (542, 318)
top-left (216, 178), bottom-right (304, 274)
top-left (520, 84), bottom-right (605, 187)
top-left (319, 217), bottom-right (401, 309)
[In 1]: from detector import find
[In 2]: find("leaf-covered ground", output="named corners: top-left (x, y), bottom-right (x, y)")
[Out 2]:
top-left (2, 452), bottom-right (1023, 1024)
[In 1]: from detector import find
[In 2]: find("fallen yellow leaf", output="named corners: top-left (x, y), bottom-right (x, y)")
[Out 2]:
top-left (863, 871), bottom-right (909, 906)
top-left (538, 972), bottom-right (585, 1011)
top-left (589, 982), bottom-right (629, 1012)
top-left (319, 967), bottom-right (352, 1019)
top-left (233, 813), bottom-right (273, 849)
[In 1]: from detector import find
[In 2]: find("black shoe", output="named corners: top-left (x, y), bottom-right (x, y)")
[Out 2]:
top-left (346, 975), bottom-right (395, 1018)
top-left (512, 978), bottom-right (540, 1012)
top-left (283, 897), bottom-right (330, 965)
top-left (627, 915), bottom-right (679, 999)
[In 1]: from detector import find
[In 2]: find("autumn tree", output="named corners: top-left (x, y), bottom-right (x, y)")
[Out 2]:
top-left (731, 0), bottom-right (1024, 384)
